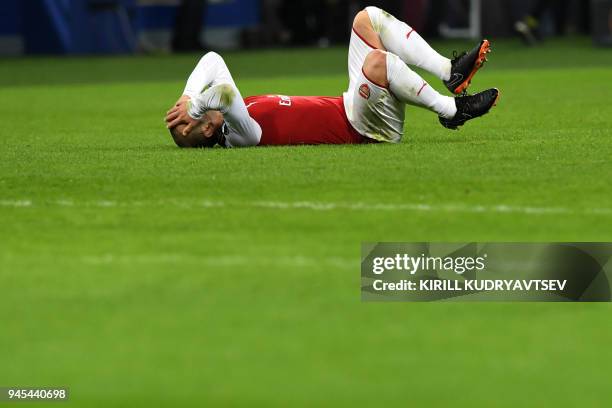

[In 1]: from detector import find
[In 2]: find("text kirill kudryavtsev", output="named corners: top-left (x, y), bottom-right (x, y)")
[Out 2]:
top-left (369, 254), bottom-right (567, 292)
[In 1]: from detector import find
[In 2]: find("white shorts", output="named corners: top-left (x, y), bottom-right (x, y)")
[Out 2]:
top-left (343, 15), bottom-right (405, 143)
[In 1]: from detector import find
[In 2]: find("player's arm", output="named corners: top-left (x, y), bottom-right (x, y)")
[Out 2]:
top-left (183, 52), bottom-right (234, 99)
top-left (171, 52), bottom-right (262, 147)
top-left (187, 83), bottom-right (261, 147)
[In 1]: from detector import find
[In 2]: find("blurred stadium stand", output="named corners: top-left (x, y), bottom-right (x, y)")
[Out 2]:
top-left (592, 0), bottom-right (612, 45)
top-left (0, 0), bottom-right (607, 56)
top-left (0, 0), bottom-right (258, 55)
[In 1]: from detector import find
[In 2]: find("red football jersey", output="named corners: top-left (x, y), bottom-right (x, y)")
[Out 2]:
top-left (244, 95), bottom-right (367, 146)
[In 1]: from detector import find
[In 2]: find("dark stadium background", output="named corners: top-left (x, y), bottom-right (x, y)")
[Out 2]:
top-left (0, 1), bottom-right (606, 55)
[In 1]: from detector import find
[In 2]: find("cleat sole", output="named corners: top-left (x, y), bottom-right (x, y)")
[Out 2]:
top-left (453, 39), bottom-right (491, 95)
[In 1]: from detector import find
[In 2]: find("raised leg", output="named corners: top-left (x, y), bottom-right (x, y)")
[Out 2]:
top-left (353, 7), bottom-right (452, 81)
top-left (363, 49), bottom-right (456, 119)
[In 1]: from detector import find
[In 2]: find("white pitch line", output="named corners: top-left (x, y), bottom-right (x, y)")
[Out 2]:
top-left (252, 200), bottom-right (611, 216)
top-left (0, 199), bottom-right (32, 207)
top-left (0, 198), bottom-right (611, 216)
top-left (81, 253), bottom-right (355, 268)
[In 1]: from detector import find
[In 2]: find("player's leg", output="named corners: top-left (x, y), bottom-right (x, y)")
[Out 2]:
top-left (362, 50), bottom-right (499, 131)
top-left (343, 13), bottom-right (454, 141)
top-left (353, 8), bottom-right (450, 80)
top-left (363, 50), bottom-right (456, 119)
top-left (354, 7), bottom-right (491, 95)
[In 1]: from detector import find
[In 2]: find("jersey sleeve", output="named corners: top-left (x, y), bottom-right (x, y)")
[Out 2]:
top-left (183, 51), bottom-right (235, 99)
top-left (182, 52), bottom-right (262, 147)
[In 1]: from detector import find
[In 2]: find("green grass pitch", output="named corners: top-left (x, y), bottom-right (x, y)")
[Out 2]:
top-left (1, 38), bottom-right (611, 407)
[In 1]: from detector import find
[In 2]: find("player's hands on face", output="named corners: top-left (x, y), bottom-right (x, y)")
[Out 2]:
top-left (165, 99), bottom-right (200, 136)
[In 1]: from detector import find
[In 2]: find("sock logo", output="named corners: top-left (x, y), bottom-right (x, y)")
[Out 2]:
top-left (359, 83), bottom-right (371, 99)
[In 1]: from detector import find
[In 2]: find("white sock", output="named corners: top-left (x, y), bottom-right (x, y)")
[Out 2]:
top-left (367, 6), bottom-right (451, 81)
top-left (386, 53), bottom-right (457, 119)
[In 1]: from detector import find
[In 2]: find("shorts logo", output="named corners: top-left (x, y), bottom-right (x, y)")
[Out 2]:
top-left (359, 83), bottom-right (371, 99)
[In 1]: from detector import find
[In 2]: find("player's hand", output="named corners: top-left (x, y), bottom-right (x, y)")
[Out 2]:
top-left (165, 95), bottom-right (190, 122)
top-left (166, 101), bottom-right (199, 136)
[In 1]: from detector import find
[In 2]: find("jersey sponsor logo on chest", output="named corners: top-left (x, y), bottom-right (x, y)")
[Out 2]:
top-left (266, 94), bottom-right (292, 106)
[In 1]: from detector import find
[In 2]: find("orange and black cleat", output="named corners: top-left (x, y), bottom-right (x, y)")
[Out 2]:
top-left (444, 39), bottom-right (492, 95)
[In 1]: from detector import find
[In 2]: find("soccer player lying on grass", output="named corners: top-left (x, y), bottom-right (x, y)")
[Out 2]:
top-left (165, 6), bottom-right (499, 148)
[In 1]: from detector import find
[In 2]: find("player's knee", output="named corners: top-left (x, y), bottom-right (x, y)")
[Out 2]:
top-left (353, 9), bottom-right (370, 28)
top-left (363, 50), bottom-right (389, 87)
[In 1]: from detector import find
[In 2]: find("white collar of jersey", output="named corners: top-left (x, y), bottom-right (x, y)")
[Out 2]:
top-left (220, 122), bottom-right (229, 137)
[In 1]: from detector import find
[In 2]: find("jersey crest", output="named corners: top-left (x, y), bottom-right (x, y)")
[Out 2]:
top-left (359, 84), bottom-right (371, 100)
